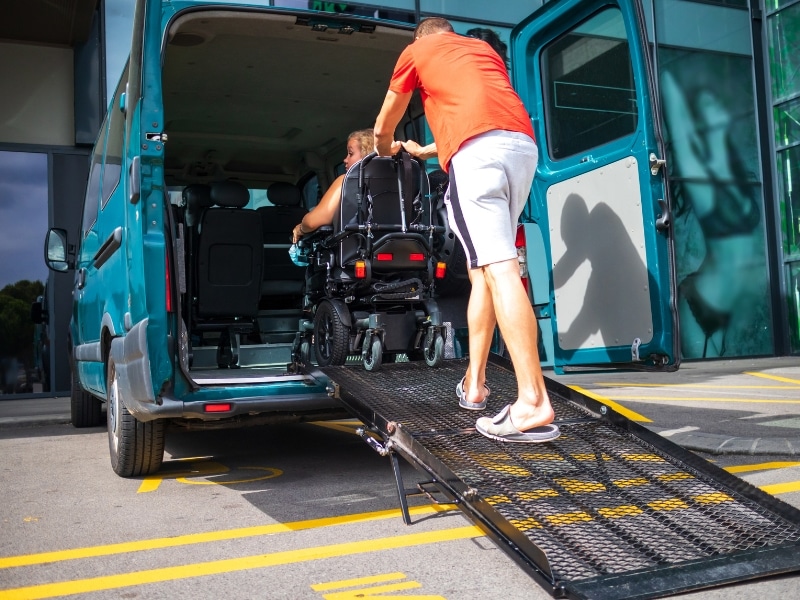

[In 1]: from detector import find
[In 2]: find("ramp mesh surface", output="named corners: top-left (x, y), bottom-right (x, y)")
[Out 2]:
top-left (321, 359), bottom-right (800, 584)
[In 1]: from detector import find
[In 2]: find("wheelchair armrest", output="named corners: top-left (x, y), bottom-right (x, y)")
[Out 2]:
top-left (297, 225), bottom-right (334, 249)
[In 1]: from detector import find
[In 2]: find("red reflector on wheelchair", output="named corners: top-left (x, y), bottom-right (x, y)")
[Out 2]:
top-left (355, 260), bottom-right (367, 278)
top-left (204, 403), bottom-right (232, 413)
top-left (435, 262), bottom-right (447, 279)
top-left (376, 253), bottom-right (393, 261)
top-left (409, 253), bottom-right (425, 261)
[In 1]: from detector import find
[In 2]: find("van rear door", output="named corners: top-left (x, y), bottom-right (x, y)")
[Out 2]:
top-left (512, 0), bottom-right (679, 373)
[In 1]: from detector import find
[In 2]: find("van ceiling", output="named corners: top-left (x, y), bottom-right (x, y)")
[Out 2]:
top-left (162, 9), bottom-right (414, 187)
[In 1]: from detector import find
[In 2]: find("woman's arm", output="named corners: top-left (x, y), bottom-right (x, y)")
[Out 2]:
top-left (292, 174), bottom-right (345, 243)
top-left (401, 139), bottom-right (438, 161)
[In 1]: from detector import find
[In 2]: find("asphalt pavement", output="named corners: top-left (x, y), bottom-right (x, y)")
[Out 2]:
top-left (2, 356), bottom-right (800, 455)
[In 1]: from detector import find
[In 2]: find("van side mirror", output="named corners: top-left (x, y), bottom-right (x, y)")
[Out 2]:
top-left (44, 228), bottom-right (72, 272)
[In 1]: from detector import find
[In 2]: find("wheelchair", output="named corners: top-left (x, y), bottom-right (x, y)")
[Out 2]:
top-left (293, 151), bottom-right (448, 372)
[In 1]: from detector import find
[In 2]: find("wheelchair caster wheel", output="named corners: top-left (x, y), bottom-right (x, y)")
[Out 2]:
top-left (363, 335), bottom-right (383, 372)
top-left (424, 329), bottom-right (444, 368)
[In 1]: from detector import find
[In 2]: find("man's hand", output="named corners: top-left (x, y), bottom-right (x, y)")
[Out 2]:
top-left (374, 90), bottom-right (412, 156)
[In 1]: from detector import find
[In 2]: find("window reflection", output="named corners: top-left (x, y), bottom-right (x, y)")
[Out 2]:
top-left (0, 151), bottom-right (49, 394)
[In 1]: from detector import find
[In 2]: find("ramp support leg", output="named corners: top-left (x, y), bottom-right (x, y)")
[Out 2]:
top-left (390, 451), bottom-right (413, 525)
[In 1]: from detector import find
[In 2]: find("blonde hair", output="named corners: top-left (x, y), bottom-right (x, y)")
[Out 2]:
top-left (348, 128), bottom-right (375, 156)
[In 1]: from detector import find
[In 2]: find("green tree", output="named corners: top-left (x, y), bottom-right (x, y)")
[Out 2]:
top-left (0, 280), bottom-right (45, 366)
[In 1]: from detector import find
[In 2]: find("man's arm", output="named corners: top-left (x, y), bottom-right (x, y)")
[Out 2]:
top-left (374, 89), bottom-right (413, 156)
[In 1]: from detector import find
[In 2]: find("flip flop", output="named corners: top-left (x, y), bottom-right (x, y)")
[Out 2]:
top-left (456, 376), bottom-right (490, 411)
top-left (476, 405), bottom-right (560, 443)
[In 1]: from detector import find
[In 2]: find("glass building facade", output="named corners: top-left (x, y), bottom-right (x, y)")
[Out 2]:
top-left (0, 0), bottom-right (797, 398)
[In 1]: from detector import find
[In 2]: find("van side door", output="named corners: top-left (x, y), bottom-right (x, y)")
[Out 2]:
top-left (513, 0), bottom-right (679, 373)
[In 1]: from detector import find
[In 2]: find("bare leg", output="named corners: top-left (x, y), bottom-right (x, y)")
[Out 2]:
top-left (483, 257), bottom-right (554, 430)
top-left (462, 267), bottom-right (495, 404)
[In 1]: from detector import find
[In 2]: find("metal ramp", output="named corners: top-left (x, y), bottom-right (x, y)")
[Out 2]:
top-left (313, 356), bottom-right (800, 600)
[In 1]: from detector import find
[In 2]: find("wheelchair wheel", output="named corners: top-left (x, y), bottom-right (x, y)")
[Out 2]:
top-left (313, 300), bottom-right (349, 366)
top-left (424, 329), bottom-right (444, 368)
top-left (363, 334), bottom-right (383, 372)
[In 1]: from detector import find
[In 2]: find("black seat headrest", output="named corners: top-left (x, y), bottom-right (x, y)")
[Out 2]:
top-left (183, 184), bottom-right (212, 209)
top-left (267, 182), bottom-right (301, 207)
top-left (210, 181), bottom-right (249, 208)
top-left (183, 184), bottom-right (212, 227)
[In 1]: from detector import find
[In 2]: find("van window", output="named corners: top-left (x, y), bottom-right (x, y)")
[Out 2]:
top-left (101, 66), bottom-right (129, 207)
top-left (82, 119), bottom-right (108, 236)
top-left (541, 7), bottom-right (637, 160)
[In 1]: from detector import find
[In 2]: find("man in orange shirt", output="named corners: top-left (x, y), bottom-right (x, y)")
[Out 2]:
top-left (374, 17), bottom-right (559, 443)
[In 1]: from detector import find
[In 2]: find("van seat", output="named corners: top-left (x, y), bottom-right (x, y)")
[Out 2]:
top-left (256, 182), bottom-right (308, 297)
top-left (195, 181), bottom-right (263, 367)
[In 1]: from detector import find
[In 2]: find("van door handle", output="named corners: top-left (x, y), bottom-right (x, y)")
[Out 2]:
top-left (77, 268), bottom-right (86, 290)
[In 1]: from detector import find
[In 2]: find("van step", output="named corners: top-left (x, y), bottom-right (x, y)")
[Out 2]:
top-left (314, 357), bottom-right (800, 600)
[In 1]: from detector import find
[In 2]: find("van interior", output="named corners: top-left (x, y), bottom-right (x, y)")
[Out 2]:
top-left (160, 9), bottom-right (453, 378)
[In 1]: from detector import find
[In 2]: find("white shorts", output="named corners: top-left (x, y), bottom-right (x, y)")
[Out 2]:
top-left (445, 130), bottom-right (538, 268)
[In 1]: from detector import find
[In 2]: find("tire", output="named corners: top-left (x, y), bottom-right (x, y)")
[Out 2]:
top-left (70, 365), bottom-right (103, 428)
top-left (424, 330), bottom-right (445, 368)
top-left (107, 357), bottom-right (165, 477)
top-left (299, 339), bottom-right (311, 364)
top-left (363, 335), bottom-right (383, 372)
top-left (313, 300), bottom-right (349, 367)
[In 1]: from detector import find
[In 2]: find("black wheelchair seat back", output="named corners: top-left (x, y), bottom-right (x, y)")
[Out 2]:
top-left (336, 151), bottom-right (431, 273)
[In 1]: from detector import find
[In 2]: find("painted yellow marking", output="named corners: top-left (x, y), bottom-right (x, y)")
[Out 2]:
top-left (138, 460), bottom-right (282, 492)
top-left (568, 385), bottom-right (652, 422)
top-left (745, 371), bottom-right (800, 385)
top-left (760, 481), bottom-right (800, 496)
top-left (137, 458), bottom-right (230, 493)
top-left (312, 572), bottom-right (445, 599)
top-left (0, 526), bottom-right (481, 600)
top-left (0, 505), bottom-right (456, 570)
top-left (694, 493), bottom-right (734, 505)
top-left (591, 396), bottom-right (800, 404)
top-left (725, 461), bottom-right (800, 474)
top-left (312, 572), bottom-right (409, 591)
top-left (546, 511), bottom-right (593, 526)
top-left (555, 478), bottom-right (606, 494)
top-left (508, 517), bottom-right (542, 531)
top-left (593, 382), bottom-right (800, 389)
top-left (177, 466), bottom-right (282, 486)
top-left (310, 419), bottom-right (365, 435)
top-left (648, 498), bottom-right (689, 511)
top-left (597, 505), bottom-right (642, 519)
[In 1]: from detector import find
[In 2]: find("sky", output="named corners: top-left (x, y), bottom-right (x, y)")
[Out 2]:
top-left (0, 151), bottom-right (48, 290)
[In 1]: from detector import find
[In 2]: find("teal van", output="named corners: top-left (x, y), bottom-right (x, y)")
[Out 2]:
top-left (45, 0), bottom-right (679, 477)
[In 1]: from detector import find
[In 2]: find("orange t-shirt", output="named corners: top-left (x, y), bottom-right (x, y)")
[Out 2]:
top-left (389, 32), bottom-right (534, 171)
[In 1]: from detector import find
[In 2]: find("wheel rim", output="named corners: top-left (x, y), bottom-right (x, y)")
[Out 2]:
top-left (318, 310), bottom-right (333, 362)
top-left (108, 364), bottom-right (120, 454)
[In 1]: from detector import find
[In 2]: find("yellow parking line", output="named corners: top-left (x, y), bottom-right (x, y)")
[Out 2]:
top-left (725, 462), bottom-right (800, 474)
top-left (592, 382), bottom-right (800, 389)
top-left (590, 396), bottom-right (800, 404)
top-left (0, 526), bottom-right (482, 600)
top-left (746, 372), bottom-right (800, 385)
top-left (0, 504), bottom-right (455, 569)
top-left (760, 481), bottom-right (800, 496)
top-left (568, 386), bottom-right (652, 422)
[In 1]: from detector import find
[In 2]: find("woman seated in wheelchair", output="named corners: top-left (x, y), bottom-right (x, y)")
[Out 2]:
top-left (292, 128), bottom-right (374, 243)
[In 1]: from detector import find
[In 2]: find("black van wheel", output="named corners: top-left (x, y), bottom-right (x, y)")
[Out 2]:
top-left (313, 300), bottom-right (349, 367)
top-left (424, 329), bottom-right (445, 368)
top-left (70, 366), bottom-right (103, 428)
top-left (363, 334), bottom-right (383, 372)
top-left (107, 357), bottom-right (165, 477)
